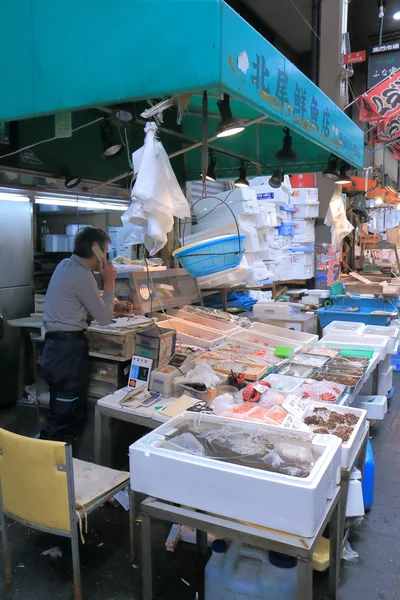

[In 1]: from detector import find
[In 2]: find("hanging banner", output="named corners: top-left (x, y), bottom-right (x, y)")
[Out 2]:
top-left (358, 70), bottom-right (400, 123)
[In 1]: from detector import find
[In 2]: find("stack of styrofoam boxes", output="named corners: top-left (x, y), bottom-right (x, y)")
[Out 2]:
top-left (250, 176), bottom-right (296, 281)
top-left (290, 187), bottom-right (319, 279)
top-left (185, 187), bottom-right (275, 287)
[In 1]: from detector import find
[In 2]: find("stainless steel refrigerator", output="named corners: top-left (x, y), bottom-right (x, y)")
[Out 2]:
top-left (0, 199), bottom-right (34, 406)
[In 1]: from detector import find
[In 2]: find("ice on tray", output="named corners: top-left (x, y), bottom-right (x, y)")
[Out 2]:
top-left (303, 347), bottom-right (339, 357)
top-left (296, 378), bottom-right (345, 403)
top-left (291, 353), bottom-right (330, 368)
top-left (262, 374), bottom-right (304, 393)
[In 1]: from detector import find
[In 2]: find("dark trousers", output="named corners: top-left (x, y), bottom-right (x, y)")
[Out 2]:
top-left (40, 336), bottom-right (89, 441)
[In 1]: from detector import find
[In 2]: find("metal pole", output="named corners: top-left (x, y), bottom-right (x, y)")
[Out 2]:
top-left (311, 0), bottom-right (320, 84)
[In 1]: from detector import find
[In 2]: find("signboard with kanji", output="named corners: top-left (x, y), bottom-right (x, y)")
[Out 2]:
top-left (368, 48), bottom-right (400, 88)
top-left (344, 51), bottom-right (366, 65)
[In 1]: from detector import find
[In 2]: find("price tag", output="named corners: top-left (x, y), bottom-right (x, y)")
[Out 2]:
top-left (282, 394), bottom-right (308, 418)
top-left (282, 414), bottom-right (310, 432)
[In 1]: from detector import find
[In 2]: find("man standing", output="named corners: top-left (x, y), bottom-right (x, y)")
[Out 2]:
top-left (40, 227), bottom-right (116, 441)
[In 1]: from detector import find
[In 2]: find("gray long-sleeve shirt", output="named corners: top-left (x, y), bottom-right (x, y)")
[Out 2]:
top-left (43, 254), bottom-right (114, 331)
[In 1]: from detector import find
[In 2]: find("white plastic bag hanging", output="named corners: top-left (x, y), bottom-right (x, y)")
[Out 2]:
top-left (324, 188), bottom-right (353, 252)
top-left (121, 122), bottom-right (190, 255)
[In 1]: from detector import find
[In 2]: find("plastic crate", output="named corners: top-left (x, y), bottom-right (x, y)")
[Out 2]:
top-left (317, 306), bottom-right (392, 328)
top-left (275, 222), bottom-right (295, 236)
top-left (392, 358), bottom-right (400, 371)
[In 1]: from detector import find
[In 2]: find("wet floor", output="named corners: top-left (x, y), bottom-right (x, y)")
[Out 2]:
top-left (1, 379), bottom-right (400, 599)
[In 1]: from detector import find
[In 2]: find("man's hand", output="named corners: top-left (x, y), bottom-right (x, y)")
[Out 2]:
top-left (99, 261), bottom-right (117, 291)
top-left (114, 301), bottom-right (134, 316)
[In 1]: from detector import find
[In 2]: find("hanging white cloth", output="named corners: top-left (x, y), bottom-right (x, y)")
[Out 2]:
top-left (121, 122), bottom-right (190, 255)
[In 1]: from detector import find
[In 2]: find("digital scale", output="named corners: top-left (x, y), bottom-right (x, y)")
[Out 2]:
top-left (149, 351), bottom-right (198, 398)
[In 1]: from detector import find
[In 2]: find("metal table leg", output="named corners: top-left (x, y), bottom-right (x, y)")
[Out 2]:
top-left (297, 557), bottom-right (313, 600)
top-left (338, 476), bottom-right (350, 551)
top-left (142, 512), bottom-right (153, 600)
top-left (129, 489), bottom-right (138, 564)
top-left (328, 497), bottom-right (341, 599)
top-left (196, 530), bottom-right (208, 558)
top-left (17, 328), bottom-right (26, 402)
top-left (94, 407), bottom-right (112, 466)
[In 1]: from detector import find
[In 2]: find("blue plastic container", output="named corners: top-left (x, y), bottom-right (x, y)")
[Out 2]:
top-left (172, 234), bottom-right (246, 278)
top-left (317, 306), bottom-right (392, 328)
top-left (329, 295), bottom-right (395, 312)
top-left (276, 222), bottom-right (295, 236)
top-left (362, 440), bottom-right (375, 511)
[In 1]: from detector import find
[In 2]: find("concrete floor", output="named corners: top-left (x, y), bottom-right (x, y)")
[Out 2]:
top-left (1, 378), bottom-right (400, 600)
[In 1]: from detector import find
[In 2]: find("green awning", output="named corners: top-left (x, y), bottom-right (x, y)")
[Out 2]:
top-left (0, 0), bottom-right (364, 178)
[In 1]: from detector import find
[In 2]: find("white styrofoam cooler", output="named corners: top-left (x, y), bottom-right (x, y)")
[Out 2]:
top-left (355, 394), bottom-right (387, 420)
top-left (129, 413), bottom-right (341, 538)
top-left (292, 188), bottom-right (318, 203)
top-left (363, 325), bottom-right (400, 355)
top-left (378, 364), bottom-right (393, 396)
top-left (319, 334), bottom-right (389, 360)
top-left (293, 203), bottom-right (319, 219)
top-left (250, 322), bottom-right (318, 348)
top-left (323, 321), bottom-right (366, 337)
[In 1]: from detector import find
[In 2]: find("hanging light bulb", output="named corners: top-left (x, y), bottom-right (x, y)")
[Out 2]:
top-left (269, 168), bottom-right (284, 188)
top-left (322, 155), bottom-right (339, 180)
top-left (335, 161), bottom-right (352, 184)
top-left (216, 94), bottom-right (245, 138)
top-left (201, 151), bottom-right (217, 182)
top-left (276, 128), bottom-right (297, 161)
top-left (101, 120), bottom-right (123, 158)
top-left (375, 197), bottom-right (384, 205)
top-left (234, 161), bottom-right (249, 188)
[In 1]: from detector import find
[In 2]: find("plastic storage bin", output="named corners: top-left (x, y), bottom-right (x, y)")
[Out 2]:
top-left (362, 440), bottom-right (375, 510)
top-left (154, 310), bottom-right (240, 335)
top-left (276, 222), bottom-right (295, 236)
top-left (129, 412), bottom-right (342, 537)
top-left (250, 322), bottom-right (318, 348)
top-left (205, 541), bottom-right (297, 600)
top-left (159, 319), bottom-right (226, 349)
top-left (363, 325), bottom-right (399, 354)
top-left (317, 306), bottom-right (392, 328)
top-left (230, 329), bottom-right (302, 353)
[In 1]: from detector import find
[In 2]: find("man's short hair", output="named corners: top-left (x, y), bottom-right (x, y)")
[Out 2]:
top-left (73, 227), bottom-right (111, 258)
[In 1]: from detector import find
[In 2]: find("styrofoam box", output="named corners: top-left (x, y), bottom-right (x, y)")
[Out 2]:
top-left (293, 203), bottom-right (319, 219)
top-left (159, 319), bottom-right (226, 349)
top-left (293, 220), bottom-right (315, 236)
top-left (253, 302), bottom-right (302, 317)
top-left (323, 321), bottom-right (366, 337)
top-left (231, 329), bottom-right (302, 353)
top-left (378, 364), bottom-right (393, 396)
top-left (319, 334), bottom-right (389, 360)
top-left (346, 479), bottom-right (365, 517)
top-left (154, 310), bottom-right (241, 335)
top-left (129, 412), bottom-right (342, 538)
top-left (250, 322), bottom-right (318, 348)
top-left (363, 325), bottom-right (400, 354)
top-left (251, 185), bottom-right (287, 204)
top-left (292, 188), bottom-right (319, 203)
top-left (355, 394), bottom-right (387, 420)
top-left (303, 402), bottom-right (368, 470)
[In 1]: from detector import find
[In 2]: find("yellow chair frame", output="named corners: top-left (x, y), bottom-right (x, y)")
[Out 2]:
top-left (0, 430), bottom-right (134, 600)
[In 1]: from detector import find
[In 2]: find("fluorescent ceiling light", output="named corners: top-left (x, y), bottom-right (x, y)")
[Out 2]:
top-left (393, 10), bottom-right (400, 19)
top-left (35, 197), bottom-right (127, 211)
top-left (0, 192), bottom-right (30, 202)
